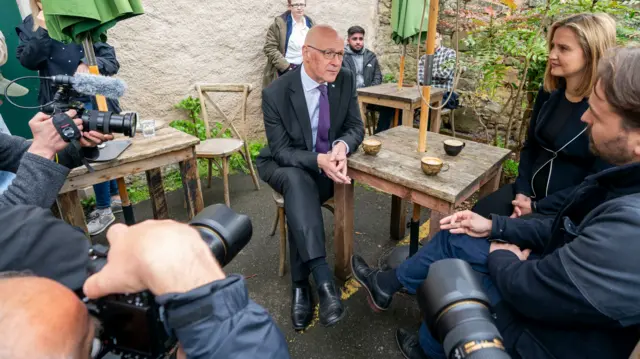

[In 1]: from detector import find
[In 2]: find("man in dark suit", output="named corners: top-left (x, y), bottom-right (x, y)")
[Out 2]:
top-left (256, 25), bottom-right (364, 330)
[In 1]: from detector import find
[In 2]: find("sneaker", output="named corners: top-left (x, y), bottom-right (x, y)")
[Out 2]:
top-left (87, 209), bottom-right (116, 236)
top-left (111, 199), bottom-right (123, 214)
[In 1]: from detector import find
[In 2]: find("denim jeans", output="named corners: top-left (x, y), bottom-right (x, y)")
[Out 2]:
top-left (94, 180), bottom-right (119, 209)
top-left (396, 230), bottom-right (502, 359)
top-left (0, 171), bottom-right (16, 195)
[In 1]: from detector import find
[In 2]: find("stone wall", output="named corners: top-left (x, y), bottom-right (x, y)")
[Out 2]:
top-left (108, 0), bottom-right (379, 140)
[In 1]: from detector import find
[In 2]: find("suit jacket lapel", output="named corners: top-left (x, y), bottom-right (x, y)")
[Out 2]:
top-left (328, 80), bottom-right (341, 143)
top-left (289, 71), bottom-right (313, 151)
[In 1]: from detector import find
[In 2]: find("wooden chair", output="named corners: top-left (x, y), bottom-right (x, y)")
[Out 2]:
top-left (270, 191), bottom-right (335, 277)
top-left (195, 83), bottom-right (260, 207)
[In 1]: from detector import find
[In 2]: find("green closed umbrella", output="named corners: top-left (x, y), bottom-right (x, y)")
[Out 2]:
top-left (391, 0), bottom-right (430, 45)
top-left (42, 0), bottom-right (144, 44)
top-left (390, 0), bottom-right (429, 91)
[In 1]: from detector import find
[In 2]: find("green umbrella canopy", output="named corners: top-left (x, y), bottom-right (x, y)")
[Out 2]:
top-left (391, 0), bottom-right (430, 45)
top-left (42, 0), bottom-right (144, 44)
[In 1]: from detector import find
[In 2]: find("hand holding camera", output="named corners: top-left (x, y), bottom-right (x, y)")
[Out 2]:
top-left (83, 220), bottom-right (226, 299)
top-left (27, 110), bottom-right (114, 160)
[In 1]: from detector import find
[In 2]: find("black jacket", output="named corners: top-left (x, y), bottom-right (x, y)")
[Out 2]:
top-left (342, 46), bottom-right (382, 88)
top-left (0, 133), bottom-right (95, 208)
top-left (515, 87), bottom-right (611, 214)
top-left (488, 162), bottom-right (640, 359)
top-left (16, 15), bottom-right (121, 112)
top-left (256, 66), bottom-right (364, 180)
top-left (0, 205), bottom-right (290, 358)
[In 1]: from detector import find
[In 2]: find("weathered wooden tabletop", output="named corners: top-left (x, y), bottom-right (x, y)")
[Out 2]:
top-left (349, 126), bottom-right (511, 205)
top-left (357, 83), bottom-right (446, 104)
top-left (67, 127), bottom-right (200, 178)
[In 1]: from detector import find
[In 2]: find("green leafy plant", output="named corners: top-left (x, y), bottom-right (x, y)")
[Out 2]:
top-left (503, 159), bottom-right (519, 178)
top-left (383, 73), bottom-right (397, 84)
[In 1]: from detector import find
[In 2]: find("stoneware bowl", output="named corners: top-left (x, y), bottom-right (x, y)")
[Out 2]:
top-left (443, 139), bottom-right (465, 156)
top-left (421, 156), bottom-right (450, 176)
top-left (362, 139), bottom-right (382, 156)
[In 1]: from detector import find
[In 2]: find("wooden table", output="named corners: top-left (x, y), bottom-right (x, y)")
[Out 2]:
top-left (57, 127), bottom-right (205, 232)
top-left (357, 83), bottom-right (446, 133)
top-left (332, 126), bottom-right (511, 280)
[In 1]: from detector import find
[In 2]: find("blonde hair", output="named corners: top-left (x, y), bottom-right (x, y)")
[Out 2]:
top-left (543, 13), bottom-right (617, 98)
top-left (30, 0), bottom-right (41, 31)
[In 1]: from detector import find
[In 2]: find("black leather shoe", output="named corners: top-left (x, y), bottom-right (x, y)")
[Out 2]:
top-left (316, 281), bottom-right (345, 327)
top-left (396, 328), bottom-right (429, 359)
top-left (291, 286), bottom-right (313, 330)
top-left (351, 255), bottom-right (393, 311)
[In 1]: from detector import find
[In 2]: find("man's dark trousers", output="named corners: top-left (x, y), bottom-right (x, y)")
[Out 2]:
top-left (265, 166), bottom-right (333, 281)
top-left (396, 230), bottom-right (504, 359)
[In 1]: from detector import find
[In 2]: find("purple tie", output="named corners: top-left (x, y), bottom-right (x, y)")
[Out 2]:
top-left (316, 84), bottom-right (330, 153)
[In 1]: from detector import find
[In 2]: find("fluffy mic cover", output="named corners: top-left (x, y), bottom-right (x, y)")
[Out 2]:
top-left (72, 73), bottom-right (127, 99)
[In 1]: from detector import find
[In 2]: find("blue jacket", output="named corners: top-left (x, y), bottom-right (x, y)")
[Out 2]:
top-left (157, 275), bottom-right (290, 359)
top-left (16, 15), bottom-right (121, 113)
top-left (488, 162), bottom-right (640, 358)
top-left (514, 87), bottom-right (611, 214)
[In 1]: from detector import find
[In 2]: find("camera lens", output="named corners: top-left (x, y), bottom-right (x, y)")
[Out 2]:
top-left (188, 204), bottom-right (252, 267)
top-left (81, 110), bottom-right (137, 138)
top-left (417, 259), bottom-right (509, 359)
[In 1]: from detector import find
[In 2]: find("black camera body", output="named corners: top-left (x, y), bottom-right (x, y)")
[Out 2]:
top-left (84, 204), bottom-right (253, 359)
top-left (417, 259), bottom-right (511, 359)
top-left (45, 81), bottom-right (137, 138)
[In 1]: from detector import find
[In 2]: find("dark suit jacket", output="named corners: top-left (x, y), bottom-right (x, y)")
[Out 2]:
top-left (257, 67), bottom-right (364, 181)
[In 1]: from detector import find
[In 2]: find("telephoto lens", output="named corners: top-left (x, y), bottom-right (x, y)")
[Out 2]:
top-left (417, 259), bottom-right (510, 359)
top-left (188, 204), bottom-right (253, 267)
top-left (81, 110), bottom-right (137, 137)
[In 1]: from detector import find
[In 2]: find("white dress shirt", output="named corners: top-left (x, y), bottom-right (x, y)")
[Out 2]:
top-left (300, 65), bottom-right (349, 153)
top-left (284, 16), bottom-right (309, 65)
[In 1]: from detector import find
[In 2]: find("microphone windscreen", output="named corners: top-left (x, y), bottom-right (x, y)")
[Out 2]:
top-left (72, 73), bottom-right (127, 99)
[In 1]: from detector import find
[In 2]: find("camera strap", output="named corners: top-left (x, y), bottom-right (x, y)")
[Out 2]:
top-left (52, 113), bottom-right (95, 173)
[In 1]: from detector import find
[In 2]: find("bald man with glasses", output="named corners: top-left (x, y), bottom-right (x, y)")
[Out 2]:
top-left (257, 25), bottom-right (364, 331)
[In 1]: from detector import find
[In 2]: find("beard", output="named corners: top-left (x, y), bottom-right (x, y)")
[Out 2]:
top-left (588, 126), bottom-right (634, 165)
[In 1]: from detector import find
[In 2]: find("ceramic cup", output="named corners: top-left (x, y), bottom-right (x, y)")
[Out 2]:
top-left (421, 156), bottom-right (450, 176)
top-left (443, 139), bottom-right (465, 156)
top-left (362, 138), bottom-right (382, 156)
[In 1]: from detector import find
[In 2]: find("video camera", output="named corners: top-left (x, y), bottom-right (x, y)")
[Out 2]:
top-left (417, 259), bottom-right (511, 359)
top-left (83, 204), bottom-right (252, 359)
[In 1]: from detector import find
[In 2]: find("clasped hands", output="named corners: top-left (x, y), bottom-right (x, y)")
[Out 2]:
top-left (439, 210), bottom-right (531, 260)
top-left (317, 141), bottom-right (351, 184)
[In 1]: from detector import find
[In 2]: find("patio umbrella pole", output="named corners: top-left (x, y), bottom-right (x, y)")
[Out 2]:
top-left (82, 34), bottom-right (136, 226)
top-left (418, 0), bottom-right (440, 153)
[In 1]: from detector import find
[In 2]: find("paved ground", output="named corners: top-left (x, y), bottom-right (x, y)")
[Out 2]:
top-left (99, 174), bottom-right (437, 359)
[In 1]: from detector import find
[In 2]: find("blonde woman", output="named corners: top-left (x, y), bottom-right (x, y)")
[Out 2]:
top-left (473, 13), bottom-right (617, 219)
top-left (262, 0), bottom-right (314, 88)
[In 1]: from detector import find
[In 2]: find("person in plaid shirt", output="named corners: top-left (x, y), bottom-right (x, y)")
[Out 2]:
top-left (418, 32), bottom-right (456, 89)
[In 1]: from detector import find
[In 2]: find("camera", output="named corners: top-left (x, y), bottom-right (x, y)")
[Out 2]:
top-left (84, 204), bottom-right (253, 359)
top-left (45, 77), bottom-right (137, 138)
top-left (417, 259), bottom-right (510, 359)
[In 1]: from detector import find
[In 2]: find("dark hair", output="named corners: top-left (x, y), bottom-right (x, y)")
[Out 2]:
top-left (597, 46), bottom-right (640, 129)
top-left (348, 26), bottom-right (366, 37)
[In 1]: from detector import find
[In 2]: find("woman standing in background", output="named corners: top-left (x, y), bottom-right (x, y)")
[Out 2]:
top-left (263, 0), bottom-right (314, 88)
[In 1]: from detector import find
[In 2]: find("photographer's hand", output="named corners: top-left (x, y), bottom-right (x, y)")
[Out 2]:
top-left (439, 210), bottom-right (492, 238)
top-left (28, 110), bottom-right (78, 160)
top-left (83, 220), bottom-right (226, 298)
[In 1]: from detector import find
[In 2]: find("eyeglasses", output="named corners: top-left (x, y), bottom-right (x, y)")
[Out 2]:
top-left (289, 3), bottom-right (306, 8)
top-left (307, 45), bottom-right (344, 60)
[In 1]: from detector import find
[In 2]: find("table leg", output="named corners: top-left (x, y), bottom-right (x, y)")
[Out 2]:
top-left (146, 168), bottom-right (169, 220)
top-left (478, 168), bottom-right (502, 200)
top-left (58, 191), bottom-right (88, 235)
top-left (179, 152), bottom-right (204, 219)
top-left (428, 210), bottom-right (447, 241)
top-left (359, 99), bottom-right (368, 132)
top-left (429, 101), bottom-right (442, 133)
top-left (390, 195), bottom-right (406, 240)
top-left (401, 109), bottom-right (413, 127)
top-left (334, 181), bottom-right (355, 281)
